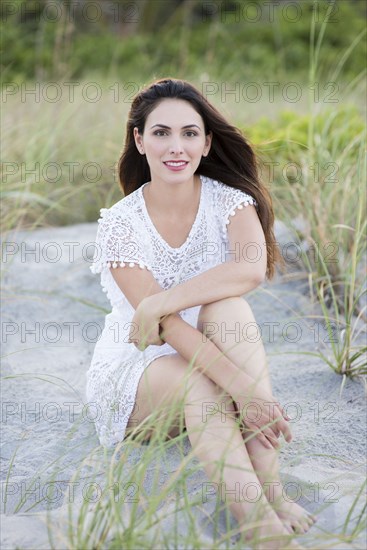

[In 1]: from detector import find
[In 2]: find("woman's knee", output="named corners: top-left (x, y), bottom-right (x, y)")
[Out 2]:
top-left (197, 297), bottom-right (252, 331)
top-left (198, 296), bottom-right (250, 317)
top-left (127, 355), bottom-right (225, 423)
top-left (126, 355), bottom-right (234, 439)
top-left (185, 369), bottom-right (236, 411)
top-left (184, 371), bottom-right (237, 432)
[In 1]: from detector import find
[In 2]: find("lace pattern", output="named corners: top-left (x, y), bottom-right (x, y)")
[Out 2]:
top-left (86, 175), bottom-right (257, 448)
top-left (86, 351), bottom-right (177, 447)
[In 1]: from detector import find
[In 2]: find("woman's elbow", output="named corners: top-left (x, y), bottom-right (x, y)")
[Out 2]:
top-left (235, 262), bottom-right (265, 289)
top-left (250, 265), bottom-right (266, 286)
top-left (253, 272), bottom-right (266, 286)
top-left (237, 268), bottom-right (265, 294)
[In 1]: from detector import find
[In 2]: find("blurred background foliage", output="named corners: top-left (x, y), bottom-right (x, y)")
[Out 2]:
top-left (1, 0), bottom-right (365, 229)
top-left (1, 0), bottom-right (366, 374)
top-left (1, 0), bottom-right (366, 83)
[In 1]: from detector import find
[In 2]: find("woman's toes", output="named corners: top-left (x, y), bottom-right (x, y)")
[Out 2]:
top-left (301, 519), bottom-right (311, 533)
top-left (293, 520), bottom-right (306, 534)
top-left (304, 514), bottom-right (317, 530)
top-left (283, 521), bottom-right (294, 534)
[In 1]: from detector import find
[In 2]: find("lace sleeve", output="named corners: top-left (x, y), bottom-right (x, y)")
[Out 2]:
top-left (90, 207), bottom-right (153, 274)
top-left (217, 183), bottom-right (258, 239)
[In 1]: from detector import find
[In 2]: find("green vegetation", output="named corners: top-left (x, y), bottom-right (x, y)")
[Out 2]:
top-left (1, 0), bottom-right (366, 83)
top-left (247, 103), bottom-right (366, 379)
top-left (1, 5), bottom-right (366, 547)
top-left (2, 1), bottom-right (366, 380)
top-left (3, 364), bottom-right (366, 549)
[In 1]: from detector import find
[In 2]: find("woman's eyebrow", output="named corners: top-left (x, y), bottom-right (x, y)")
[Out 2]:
top-left (150, 124), bottom-right (201, 130)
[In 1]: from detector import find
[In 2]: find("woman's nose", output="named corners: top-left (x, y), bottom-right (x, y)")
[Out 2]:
top-left (169, 139), bottom-right (183, 154)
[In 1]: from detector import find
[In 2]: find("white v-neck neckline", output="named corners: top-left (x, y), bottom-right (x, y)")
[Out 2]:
top-left (140, 174), bottom-right (205, 252)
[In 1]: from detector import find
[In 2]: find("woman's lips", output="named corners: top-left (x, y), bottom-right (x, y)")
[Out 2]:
top-left (163, 161), bottom-right (189, 171)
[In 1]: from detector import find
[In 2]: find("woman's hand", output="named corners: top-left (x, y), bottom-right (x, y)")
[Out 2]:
top-left (128, 296), bottom-right (166, 351)
top-left (234, 388), bottom-right (292, 450)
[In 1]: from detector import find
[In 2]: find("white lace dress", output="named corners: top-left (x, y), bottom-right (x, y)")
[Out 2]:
top-left (86, 174), bottom-right (258, 448)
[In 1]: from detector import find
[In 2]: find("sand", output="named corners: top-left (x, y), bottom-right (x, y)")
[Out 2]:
top-left (1, 221), bottom-right (366, 549)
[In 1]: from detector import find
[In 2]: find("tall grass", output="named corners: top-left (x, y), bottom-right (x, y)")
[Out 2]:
top-left (1, 3), bottom-right (366, 549)
top-left (3, 366), bottom-right (362, 550)
top-left (6, 361), bottom-right (357, 550)
top-left (259, 105), bottom-right (367, 381)
top-left (1, 87), bottom-right (128, 232)
top-left (246, 3), bottom-right (367, 381)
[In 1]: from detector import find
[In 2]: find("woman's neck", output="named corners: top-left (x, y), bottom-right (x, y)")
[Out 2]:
top-left (143, 174), bottom-right (201, 219)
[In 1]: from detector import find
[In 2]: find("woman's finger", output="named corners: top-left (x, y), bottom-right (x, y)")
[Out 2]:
top-left (273, 404), bottom-right (290, 427)
top-left (259, 412), bottom-right (283, 442)
top-left (270, 424), bottom-right (281, 438)
top-left (249, 428), bottom-right (273, 449)
top-left (278, 403), bottom-right (291, 421)
top-left (262, 427), bottom-right (281, 449)
top-left (246, 424), bottom-right (274, 450)
top-left (277, 416), bottom-right (293, 442)
top-left (259, 433), bottom-right (273, 449)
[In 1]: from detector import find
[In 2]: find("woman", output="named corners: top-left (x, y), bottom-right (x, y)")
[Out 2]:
top-left (87, 78), bottom-right (317, 548)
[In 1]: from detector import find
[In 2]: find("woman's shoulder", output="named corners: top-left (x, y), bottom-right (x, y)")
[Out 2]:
top-left (98, 186), bottom-right (142, 223)
top-left (205, 175), bottom-right (257, 204)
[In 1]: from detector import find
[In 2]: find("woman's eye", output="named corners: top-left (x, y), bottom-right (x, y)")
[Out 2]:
top-left (153, 130), bottom-right (198, 137)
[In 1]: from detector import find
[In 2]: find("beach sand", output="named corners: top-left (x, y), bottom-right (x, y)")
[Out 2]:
top-left (1, 222), bottom-right (366, 549)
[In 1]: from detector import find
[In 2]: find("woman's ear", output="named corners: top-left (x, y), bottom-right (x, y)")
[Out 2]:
top-left (204, 131), bottom-right (213, 156)
top-left (133, 127), bottom-right (144, 154)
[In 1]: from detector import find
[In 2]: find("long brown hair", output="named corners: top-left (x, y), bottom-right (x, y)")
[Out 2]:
top-left (117, 77), bottom-right (284, 280)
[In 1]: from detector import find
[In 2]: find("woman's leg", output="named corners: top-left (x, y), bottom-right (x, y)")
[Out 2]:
top-left (197, 297), bottom-right (317, 534)
top-left (126, 353), bottom-right (303, 549)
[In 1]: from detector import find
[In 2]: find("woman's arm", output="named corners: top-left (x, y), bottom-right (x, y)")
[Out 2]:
top-left (111, 264), bottom-right (290, 445)
top-left (158, 312), bottom-right (291, 445)
top-left (159, 311), bottom-right (259, 398)
top-left (146, 204), bottom-right (267, 318)
top-left (148, 260), bottom-right (262, 319)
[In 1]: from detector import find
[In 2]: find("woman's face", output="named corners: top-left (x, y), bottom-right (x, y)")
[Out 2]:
top-left (133, 98), bottom-right (212, 184)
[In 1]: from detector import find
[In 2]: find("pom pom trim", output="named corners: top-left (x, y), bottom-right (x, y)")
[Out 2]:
top-left (90, 259), bottom-right (152, 274)
top-left (222, 197), bottom-right (257, 237)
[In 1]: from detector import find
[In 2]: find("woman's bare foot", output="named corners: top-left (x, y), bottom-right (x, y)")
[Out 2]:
top-left (271, 493), bottom-right (318, 535)
top-left (239, 505), bottom-right (306, 549)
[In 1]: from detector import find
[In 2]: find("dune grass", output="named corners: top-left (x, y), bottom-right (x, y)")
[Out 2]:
top-left (2, 72), bottom-right (365, 382)
top-left (3, 358), bottom-right (366, 549)
top-left (1, 4), bottom-right (366, 550)
top-left (250, 102), bottom-right (367, 382)
top-left (3, 14), bottom-right (365, 380)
